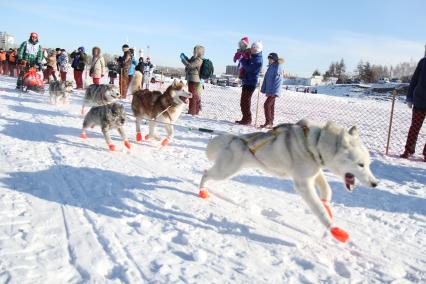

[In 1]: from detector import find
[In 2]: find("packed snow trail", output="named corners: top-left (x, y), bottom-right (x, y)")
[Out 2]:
top-left (0, 75), bottom-right (425, 283)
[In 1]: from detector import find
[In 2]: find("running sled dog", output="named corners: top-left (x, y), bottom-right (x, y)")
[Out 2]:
top-left (48, 81), bottom-right (73, 104)
top-left (199, 119), bottom-right (379, 243)
top-left (80, 102), bottom-right (130, 151)
top-left (81, 84), bottom-right (121, 114)
top-left (130, 71), bottom-right (192, 146)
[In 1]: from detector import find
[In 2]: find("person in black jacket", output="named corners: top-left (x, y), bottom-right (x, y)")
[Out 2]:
top-left (400, 57), bottom-right (426, 161)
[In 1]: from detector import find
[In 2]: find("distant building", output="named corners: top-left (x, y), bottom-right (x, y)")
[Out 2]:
top-left (283, 77), bottom-right (310, 86)
top-left (0, 32), bottom-right (15, 49)
top-left (309, 75), bottom-right (324, 86)
top-left (226, 65), bottom-right (239, 76)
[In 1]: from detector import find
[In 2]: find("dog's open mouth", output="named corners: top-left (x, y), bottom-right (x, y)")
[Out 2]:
top-left (344, 173), bottom-right (355, 191)
top-left (180, 96), bottom-right (189, 104)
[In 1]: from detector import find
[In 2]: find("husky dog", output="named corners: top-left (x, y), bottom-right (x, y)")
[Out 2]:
top-left (199, 119), bottom-right (379, 243)
top-left (48, 81), bottom-right (73, 104)
top-left (80, 102), bottom-right (130, 151)
top-left (130, 71), bottom-right (192, 146)
top-left (81, 84), bottom-right (120, 114)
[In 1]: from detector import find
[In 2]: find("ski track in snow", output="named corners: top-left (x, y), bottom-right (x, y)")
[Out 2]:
top-left (0, 75), bottom-right (425, 283)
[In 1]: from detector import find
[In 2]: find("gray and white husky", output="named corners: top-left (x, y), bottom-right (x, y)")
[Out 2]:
top-left (48, 81), bottom-right (73, 104)
top-left (81, 102), bottom-right (130, 151)
top-left (81, 84), bottom-right (120, 114)
top-left (199, 119), bottom-right (379, 243)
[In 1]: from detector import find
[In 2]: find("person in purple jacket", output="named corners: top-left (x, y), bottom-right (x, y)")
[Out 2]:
top-left (260, 53), bottom-right (284, 129)
top-left (235, 41), bottom-right (263, 125)
top-left (400, 56), bottom-right (426, 161)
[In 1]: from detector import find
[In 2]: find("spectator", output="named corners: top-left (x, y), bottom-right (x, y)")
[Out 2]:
top-left (128, 48), bottom-right (137, 83)
top-left (400, 56), bottom-right (426, 161)
top-left (44, 49), bottom-right (57, 83)
top-left (55, 48), bottom-right (61, 71)
top-left (0, 48), bottom-right (8, 75)
top-left (235, 41), bottom-right (263, 125)
top-left (107, 58), bottom-right (120, 84)
top-left (57, 49), bottom-right (68, 81)
top-left (7, 48), bottom-right (17, 77)
top-left (142, 56), bottom-right (154, 89)
top-left (16, 32), bottom-right (43, 89)
top-left (118, 44), bottom-right (132, 98)
top-left (260, 53), bottom-right (284, 129)
top-left (89, 46), bottom-right (105, 85)
top-left (181, 45), bottom-right (205, 115)
top-left (70, 46), bottom-right (87, 89)
top-left (135, 57), bottom-right (144, 73)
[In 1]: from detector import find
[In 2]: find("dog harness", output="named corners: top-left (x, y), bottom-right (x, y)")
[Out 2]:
top-left (240, 124), bottom-right (324, 166)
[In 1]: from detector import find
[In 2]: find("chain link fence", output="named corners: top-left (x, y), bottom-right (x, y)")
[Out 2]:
top-left (151, 81), bottom-right (425, 157)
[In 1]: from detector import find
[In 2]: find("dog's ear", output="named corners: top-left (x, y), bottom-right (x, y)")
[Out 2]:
top-left (348, 126), bottom-right (359, 136)
top-left (172, 79), bottom-right (178, 87)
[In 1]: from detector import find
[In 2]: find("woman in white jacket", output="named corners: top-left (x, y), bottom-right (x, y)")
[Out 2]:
top-left (89, 46), bottom-right (105, 85)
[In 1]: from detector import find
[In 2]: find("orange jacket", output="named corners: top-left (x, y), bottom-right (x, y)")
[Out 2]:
top-left (0, 52), bottom-right (6, 61)
top-left (8, 51), bottom-right (16, 63)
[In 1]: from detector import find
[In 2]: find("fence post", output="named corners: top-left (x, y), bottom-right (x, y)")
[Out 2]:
top-left (385, 89), bottom-right (398, 155)
top-left (254, 79), bottom-right (262, 128)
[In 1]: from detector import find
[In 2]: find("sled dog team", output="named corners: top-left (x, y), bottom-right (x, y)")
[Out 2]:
top-left (47, 72), bottom-right (379, 244)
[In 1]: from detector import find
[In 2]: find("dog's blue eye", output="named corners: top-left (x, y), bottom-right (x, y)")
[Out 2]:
top-left (358, 163), bottom-right (364, 168)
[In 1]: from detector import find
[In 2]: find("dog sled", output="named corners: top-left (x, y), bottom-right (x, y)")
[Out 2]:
top-left (22, 67), bottom-right (44, 93)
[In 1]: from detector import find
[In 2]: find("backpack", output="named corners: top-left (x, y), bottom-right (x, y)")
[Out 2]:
top-left (199, 58), bottom-right (214, 79)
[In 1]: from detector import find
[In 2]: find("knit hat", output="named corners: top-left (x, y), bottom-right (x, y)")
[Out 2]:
top-left (78, 46), bottom-right (85, 53)
top-left (122, 44), bottom-right (129, 52)
top-left (268, 52), bottom-right (279, 62)
top-left (239, 37), bottom-right (249, 49)
top-left (251, 41), bottom-right (263, 53)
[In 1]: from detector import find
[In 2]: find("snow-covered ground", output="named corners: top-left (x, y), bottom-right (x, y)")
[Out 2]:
top-left (0, 74), bottom-right (425, 283)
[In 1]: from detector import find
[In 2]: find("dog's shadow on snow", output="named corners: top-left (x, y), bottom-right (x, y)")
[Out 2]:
top-left (2, 165), bottom-right (293, 247)
top-left (0, 117), bottom-right (107, 151)
top-left (232, 159), bottom-right (426, 216)
top-left (9, 104), bottom-right (79, 119)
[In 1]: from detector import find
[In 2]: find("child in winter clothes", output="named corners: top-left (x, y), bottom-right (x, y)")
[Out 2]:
top-left (89, 46), bottom-right (105, 85)
top-left (57, 49), bottom-right (68, 81)
top-left (128, 48), bottom-right (137, 83)
top-left (107, 58), bottom-right (120, 84)
top-left (260, 53), bottom-right (284, 128)
top-left (142, 57), bottom-right (154, 89)
top-left (44, 49), bottom-right (57, 83)
top-left (233, 37), bottom-right (251, 79)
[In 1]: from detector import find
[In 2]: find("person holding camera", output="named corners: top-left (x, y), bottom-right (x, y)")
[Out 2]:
top-left (70, 46), bottom-right (87, 89)
top-left (16, 32), bottom-right (43, 89)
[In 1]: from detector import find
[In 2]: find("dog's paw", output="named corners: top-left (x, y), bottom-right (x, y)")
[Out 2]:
top-left (108, 144), bottom-right (116, 151)
top-left (80, 133), bottom-right (87, 139)
top-left (199, 188), bottom-right (209, 199)
top-left (124, 140), bottom-right (131, 149)
top-left (330, 227), bottom-right (349, 243)
top-left (161, 138), bottom-right (170, 147)
top-left (136, 132), bottom-right (142, 142)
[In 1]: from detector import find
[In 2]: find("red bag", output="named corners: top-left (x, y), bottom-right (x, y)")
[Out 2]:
top-left (23, 67), bottom-right (43, 89)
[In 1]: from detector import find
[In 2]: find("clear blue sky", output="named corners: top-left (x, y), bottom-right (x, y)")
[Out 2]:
top-left (3, 0), bottom-right (425, 76)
